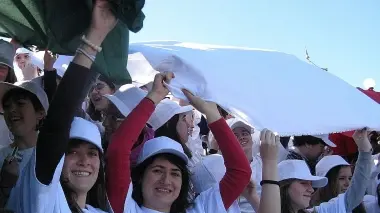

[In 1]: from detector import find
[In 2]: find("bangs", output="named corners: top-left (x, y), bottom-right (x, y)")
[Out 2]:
top-left (2, 88), bottom-right (44, 112)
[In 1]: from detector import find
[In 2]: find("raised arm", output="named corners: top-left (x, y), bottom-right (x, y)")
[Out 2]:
top-left (258, 129), bottom-right (281, 213)
top-left (344, 129), bottom-right (372, 211)
top-left (183, 90), bottom-right (251, 210)
top-left (106, 73), bottom-right (173, 213)
top-left (35, 0), bottom-right (117, 185)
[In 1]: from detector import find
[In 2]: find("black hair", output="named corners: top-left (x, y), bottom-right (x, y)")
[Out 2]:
top-left (293, 136), bottom-right (326, 147)
top-left (61, 139), bottom-right (108, 213)
top-left (131, 153), bottom-right (192, 213)
top-left (2, 88), bottom-right (45, 130)
top-left (155, 114), bottom-right (193, 158)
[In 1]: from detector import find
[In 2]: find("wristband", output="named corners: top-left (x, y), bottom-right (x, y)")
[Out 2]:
top-left (260, 180), bottom-right (280, 186)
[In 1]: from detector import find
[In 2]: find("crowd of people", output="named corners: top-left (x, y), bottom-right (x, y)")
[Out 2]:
top-left (0, 1), bottom-right (379, 213)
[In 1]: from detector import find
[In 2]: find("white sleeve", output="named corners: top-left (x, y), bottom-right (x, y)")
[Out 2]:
top-left (311, 194), bottom-right (346, 213)
top-left (188, 185), bottom-right (229, 213)
top-left (6, 149), bottom-right (65, 213)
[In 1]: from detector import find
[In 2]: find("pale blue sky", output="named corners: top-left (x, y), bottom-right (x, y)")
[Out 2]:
top-left (130, 0), bottom-right (379, 89)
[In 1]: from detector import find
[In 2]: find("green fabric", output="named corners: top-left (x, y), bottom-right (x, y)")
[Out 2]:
top-left (0, 0), bottom-right (145, 85)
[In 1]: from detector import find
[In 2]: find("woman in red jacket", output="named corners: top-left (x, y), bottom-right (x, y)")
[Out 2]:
top-left (106, 72), bottom-right (252, 213)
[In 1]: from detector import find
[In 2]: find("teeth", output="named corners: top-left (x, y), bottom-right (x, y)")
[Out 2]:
top-left (157, 188), bottom-right (170, 193)
top-left (73, 171), bottom-right (90, 177)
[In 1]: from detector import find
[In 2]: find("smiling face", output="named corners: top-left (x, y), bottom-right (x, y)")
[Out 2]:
top-left (61, 140), bottom-right (100, 194)
top-left (3, 89), bottom-right (45, 137)
top-left (89, 80), bottom-right (114, 112)
top-left (176, 111), bottom-right (194, 144)
top-left (288, 180), bottom-right (314, 210)
top-left (141, 157), bottom-right (183, 211)
top-left (233, 127), bottom-right (253, 159)
top-left (336, 166), bottom-right (352, 194)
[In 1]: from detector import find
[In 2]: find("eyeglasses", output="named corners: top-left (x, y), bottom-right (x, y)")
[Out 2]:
top-left (91, 83), bottom-right (108, 91)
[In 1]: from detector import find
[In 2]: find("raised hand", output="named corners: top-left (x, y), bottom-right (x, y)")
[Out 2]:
top-left (146, 72), bottom-right (175, 104)
top-left (352, 128), bottom-right (372, 152)
top-left (260, 129), bottom-right (280, 162)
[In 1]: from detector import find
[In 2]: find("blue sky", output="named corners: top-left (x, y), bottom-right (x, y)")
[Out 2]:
top-left (130, 0), bottom-right (379, 89)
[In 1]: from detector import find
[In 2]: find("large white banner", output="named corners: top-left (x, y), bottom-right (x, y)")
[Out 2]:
top-left (128, 41), bottom-right (380, 136)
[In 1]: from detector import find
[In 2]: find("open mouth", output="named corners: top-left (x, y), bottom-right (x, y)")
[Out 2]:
top-left (155, 187), bottom-right (172, 194)
top-left (72, 171), bottom-right (91, 177)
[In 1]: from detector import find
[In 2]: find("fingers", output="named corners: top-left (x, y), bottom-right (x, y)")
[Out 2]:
top-left (260, 128), bottom-right (277, 145)
top-left (162, 72), bottom-right (175, 84)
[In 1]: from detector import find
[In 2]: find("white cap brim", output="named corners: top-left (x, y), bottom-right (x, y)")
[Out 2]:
top-left (315, 135), bottom-right (336, 147)
top-left (137, 148), bottom-right (189, 165)
top-left (104, 94), bottom-right (131, 117)
top-left (297, 174), bottom-right (328, 188)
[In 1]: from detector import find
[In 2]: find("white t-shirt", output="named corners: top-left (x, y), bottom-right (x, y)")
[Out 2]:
top-left (307, 193), bottom-right (346, 213)
top-left (363, 195), bottom-right (380, 213)
top-left (6, 150), bottom-right (108, 213)
top-left (0, 145), bottom-right (34, 172)
top-left (123, 183), bottom-right (230, 213)
top-left (0, 115), bottom-right (12, 148)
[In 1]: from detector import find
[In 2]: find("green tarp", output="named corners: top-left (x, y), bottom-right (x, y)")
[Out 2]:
top-left (0, 0), bottom-right (145, 85)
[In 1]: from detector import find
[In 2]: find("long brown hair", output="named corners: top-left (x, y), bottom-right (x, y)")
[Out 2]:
top-left (61, 139), bottom-right (108, 213)
top-left (280, 179), bottom-right (313, 213)
top-left (311, 165), bottom-right (366, 213)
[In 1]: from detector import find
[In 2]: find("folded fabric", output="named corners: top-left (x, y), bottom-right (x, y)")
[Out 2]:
top-left (0, 0), bottom-right (145, 85)
top-left (128, 41), bottom-right (380, 136)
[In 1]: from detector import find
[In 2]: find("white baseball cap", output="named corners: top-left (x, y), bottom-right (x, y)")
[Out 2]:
top-left (137, 136), bottom-right (189, 165)
top-left (278, 160), bottom-right (328, 188)
top-left (226, 118), bottom-right (254, 134)
top-left (314, 134), bottom-right (336, 147)
top-left (103, 84), bottom-right (149, 118)
top-left (191, 154), bottom-right (226, 193)
top-left (70, 117), bottom-right (103, 153)
top-left (0, 81), bottom-right (49, 113)
top-left (316, 155), bottom-right (350, 177)
top-left (148, 99), bottom-right (193, 130)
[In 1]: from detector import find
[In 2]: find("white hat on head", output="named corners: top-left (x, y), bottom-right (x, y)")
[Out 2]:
top-left (70, 117), bottom-right (103, 153)
top-left (278, 160), bottom-right (328, 188)
top-left (226, 118), bottom-right (254, 134)
top-left (137, 136), bottom-right (188, 165)
top-left (316, 155), bottom-right (350, 177)
top-left (191, 154), bottom-right (226, 193)
top-left (103, 84), bottom-right (149, 118)
top-left (148, 99), bottom-right (193, 130)
top-left (0, 81), bottom-right (49, 113)
top-left (314, 134), bottom-right (336, 147)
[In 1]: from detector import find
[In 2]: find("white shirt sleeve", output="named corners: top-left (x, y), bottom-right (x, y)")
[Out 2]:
top-left (310, 194), bottom-right (346, 213)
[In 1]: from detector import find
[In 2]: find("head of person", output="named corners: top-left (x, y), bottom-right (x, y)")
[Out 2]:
top-left (102, 84), bottom-right (156, 157)
top-left (61, 117), bottom-right (108, 212)
top-left (369, 131), bottom-right (380, 154)
top-left (14, 48), bottom-right (31, 70)
top-left (278, 160), bottom-right (328, 213)
top-left (87, 75), bottom-right (116, 121)
top-left (0, 81), bottom-right (48, 139)
top-left (227, 118), bottom-right (254, 160)
top-left (149, 99), bottom-right (194, 158)
top-left (132, 136), bottom-right (191, 213)
top-left (0, 40), bottom-right (17, 83)
top-left (293, 135), bottom-right (336, 160)
top-left (313, 155), bottom-right (367, 212)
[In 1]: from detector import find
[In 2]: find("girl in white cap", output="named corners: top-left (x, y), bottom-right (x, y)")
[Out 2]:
top-left (102, 84), bottom-right (155, 164)
top-left (0, 80), bottom-right (48, 207)
top-left (278, 128), bottom-right (372, 213)
top-left (5, 0), bottom-right (117, 212)
top-left (311, 129), bottom-right (373, 212)
top-left (105, 72), bottom-right (251, 213)
top-left (14, 48), bottom-right (43, 81)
